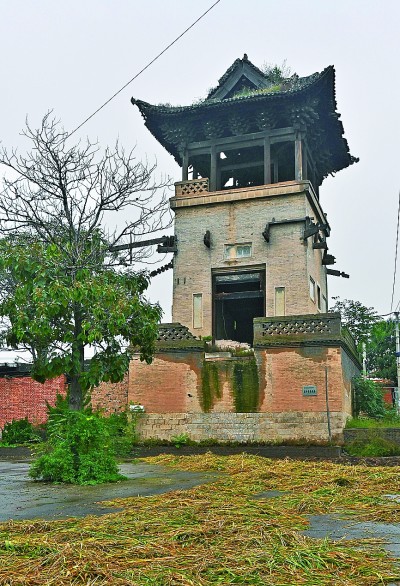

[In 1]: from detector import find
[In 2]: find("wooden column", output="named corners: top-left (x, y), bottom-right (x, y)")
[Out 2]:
top-left (182, 149), bottom-right (189, 181)
top-left (263, 136), bottom-right (271, 185)
top-left (295, 135), bottom-right (303, 181)
top-left (210, 145), bottom-right (217, 191)
top-left (302, 143), bottom-right (308, 181)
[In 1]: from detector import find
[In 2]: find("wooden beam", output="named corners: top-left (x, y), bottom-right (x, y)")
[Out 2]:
top-left (214, 290), bottom-right (264, 301)
top-left (295, 137), bottom-right (303, 181)
top-left (263, 136), bottom-right (271, 184)
top-left (210, 144), bottom-right (217, 191)
top-left (220, 159), bottom-right (264, 171)
top-left (186, 127), bottom-right (296, 156)
top-left (182, 149), bottom-right (189, 181)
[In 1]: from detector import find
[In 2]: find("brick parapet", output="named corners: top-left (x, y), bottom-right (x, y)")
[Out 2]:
top-left (254, 313), bottom-right (361, 367)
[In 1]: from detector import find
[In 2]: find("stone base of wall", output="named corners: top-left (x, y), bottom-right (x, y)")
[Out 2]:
top-left (136, 411), bottom-right (347, 443)
top-left (344, 428), bottom-right (400, 446)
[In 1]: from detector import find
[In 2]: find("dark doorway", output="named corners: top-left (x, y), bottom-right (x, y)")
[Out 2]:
top-left (213, 270), bottom-right (265, 345)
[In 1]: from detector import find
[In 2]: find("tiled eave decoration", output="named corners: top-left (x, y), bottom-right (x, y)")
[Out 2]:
top-left (156, 323), bottom-right (204, 352)
top-left (253, 313), bottom-right (360, 366)
top-left (132, 64), bottom-right (358, 183)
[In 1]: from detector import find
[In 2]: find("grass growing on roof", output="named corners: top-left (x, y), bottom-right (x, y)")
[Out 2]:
top-left (1, 454), bottom-right (400, 584)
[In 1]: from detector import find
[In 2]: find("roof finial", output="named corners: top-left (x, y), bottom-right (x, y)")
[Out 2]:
top-left (243, 53), bottom-right (248, 61)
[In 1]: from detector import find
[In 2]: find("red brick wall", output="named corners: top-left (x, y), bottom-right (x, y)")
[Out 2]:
top-left (91, 374), bottom-right (129, 414)
top-left (129, 346), bottom-right (356, 417)
top-left (129, 355), bottom-right (203, 413)
top-left (260, 347), bottom-right (346, 413)
top-left (0, 376), bottom-right (66, 429)
top-left (0, 373), bottom-right (129, 431)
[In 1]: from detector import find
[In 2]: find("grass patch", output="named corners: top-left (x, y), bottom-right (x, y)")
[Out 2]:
top-left (1, 454), bottom-right (400, 584)
top-left (345, 432), bottom-right (400, 457)
top-left (346, 416), bottom-right (400, 429)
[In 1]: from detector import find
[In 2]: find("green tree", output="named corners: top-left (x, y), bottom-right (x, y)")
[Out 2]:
top-left (0, 237), bottom-right (162, 409)
top-left (367, 319), bottom-right (397, 384)
top-left (0, 114), bottom-right (170, 412)
top-left (330, 297), bottom-right (379, 348)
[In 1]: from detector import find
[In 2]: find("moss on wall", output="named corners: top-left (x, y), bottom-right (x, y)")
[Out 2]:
top-left (232, 359), bottom-right (259, 413)
top-left (200, 361), bottom-right (222, 412)
top-left (200, 358), bottom-right (260, 413)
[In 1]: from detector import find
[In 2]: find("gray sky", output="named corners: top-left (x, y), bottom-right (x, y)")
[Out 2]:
top-left (1, 0), bottom-right (399, 321)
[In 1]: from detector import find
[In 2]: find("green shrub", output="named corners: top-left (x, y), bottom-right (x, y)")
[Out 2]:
top-left (106, 410), bottom-right (138, 456)
top-left (353, 376), bottom-right (386, 419)
top-left (29, 396), bottom-right (126, 485)
top-left (1, 418), bottom-right (41, 446)
top-left (170, 433), bottom-right (192, 448)
top-left (345, 432), bottom-right (400, 457)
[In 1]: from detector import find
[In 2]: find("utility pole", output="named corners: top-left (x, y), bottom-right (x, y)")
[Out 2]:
top-left (394, 312), bottom-right (400, 412)
top-left (362, 342), bottom-right (367, 377)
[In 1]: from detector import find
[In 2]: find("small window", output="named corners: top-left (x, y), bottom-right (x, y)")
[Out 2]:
top-left (275, 287), bottom-right (286, 316)
top-left (193, 293), bottom-right (203, 329)
top-left (317, 285), bottom-right (321, 311)
top-left (309, 277), bottom-right (315, 302)
top-left (224, 243), bottom-right (252, 259)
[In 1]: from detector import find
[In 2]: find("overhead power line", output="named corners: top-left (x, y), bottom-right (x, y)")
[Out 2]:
top-left (68, 0), bottom-right (222, 139)
top-left (392, 189), bottom-right (400, 312)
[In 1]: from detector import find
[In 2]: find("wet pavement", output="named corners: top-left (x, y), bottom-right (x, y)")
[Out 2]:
top-left (253, 488), bottom-right (400, 583)
top-left (0, 459), bottom-right (217, 522)
top-left (304, 514), bottom-right (400, 559)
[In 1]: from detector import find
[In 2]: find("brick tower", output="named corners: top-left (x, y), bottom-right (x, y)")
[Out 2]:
top-left (132, 56), bottom-right (357, 345)
top-left (130, 57), bottom-right (360, 443)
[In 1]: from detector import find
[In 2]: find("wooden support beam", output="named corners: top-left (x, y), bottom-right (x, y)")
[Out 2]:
top-left (295, 136), bottom-right (303, 181)
top-left (263, 136), bottom-right (271, 185)
top-left (214, 290), bottom-right (264, 301)
top-left (210, 144), bottom-right (217, 191)
top-left (220, 159), bottom-right (264, 171)
top-left (182, 149), bottom-right (189, 181)
top-left (302, 142), bottom-right (308, 180)
top-left (186, 127), bottom-right (296, 157)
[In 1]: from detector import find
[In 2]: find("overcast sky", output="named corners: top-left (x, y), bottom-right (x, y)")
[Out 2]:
top-left (1, 0), bottom-right (399, 323)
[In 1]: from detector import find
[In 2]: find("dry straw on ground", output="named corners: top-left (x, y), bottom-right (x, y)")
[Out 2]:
top-left (0, 453), bottom-right (400, 585)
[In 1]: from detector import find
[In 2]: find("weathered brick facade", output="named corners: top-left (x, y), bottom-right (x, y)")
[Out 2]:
top-left (171, 181), bottom-right (328, 338)
top-left (0, 375), bottom-right (66, 429)
top-left (0, 373), bottom-right (128, 430)
top-left (129, 315), bottom-right (360, 443)
top-left (91, 374), bottom-right (129, 415)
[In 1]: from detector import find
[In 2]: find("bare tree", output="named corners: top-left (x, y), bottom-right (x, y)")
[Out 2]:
top-left (0, 113), bottom-right (172, 268)
top-left (0, 114), bottom-right (173, 411)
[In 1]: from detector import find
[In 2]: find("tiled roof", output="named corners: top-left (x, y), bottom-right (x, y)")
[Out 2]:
top-left (131, 57), bottom-right (358, 183)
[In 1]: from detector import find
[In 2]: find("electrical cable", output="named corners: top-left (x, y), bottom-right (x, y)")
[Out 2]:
top-left (67, 0), bottom-right (222, 139)
top-left (390, 189), bottom-right (400, 312)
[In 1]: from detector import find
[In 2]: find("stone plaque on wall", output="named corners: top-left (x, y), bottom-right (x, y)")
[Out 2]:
top-left (302, 385), bottom-right (317, 396)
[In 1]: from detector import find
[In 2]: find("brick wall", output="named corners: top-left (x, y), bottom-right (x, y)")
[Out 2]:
top-left (91, 374), bottom-right (129, 414)
top-left (0, 376), bottom-right (66, 429)
top-left (129, 336), bottom-right (358, 442)
top-left (171, 181), bottom-right (328, 337)
top-left (129, 347), bottom-right (354, 417)
top-left (0, 373), bottom-right (129, 430)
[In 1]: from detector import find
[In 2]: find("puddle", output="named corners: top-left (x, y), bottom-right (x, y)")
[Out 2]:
top-left (0, 460), bottom-right (218, 522)
top-left (252, 490), bottom-right (287, 499)
top-left (304, 514), bottom-right (400, 560)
